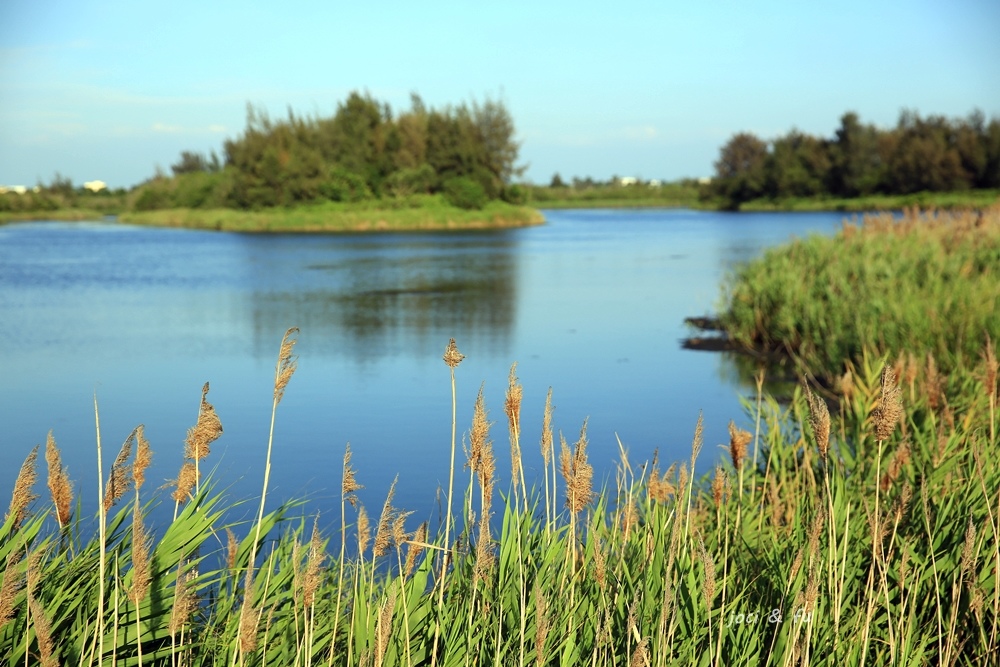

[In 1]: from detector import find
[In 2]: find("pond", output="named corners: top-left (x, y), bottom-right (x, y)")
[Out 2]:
top-left (0, 208), bottom-right (849, 533)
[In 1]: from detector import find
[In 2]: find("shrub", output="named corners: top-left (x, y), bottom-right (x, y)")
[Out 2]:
top-left (443, 176), bottom-right (487, 210)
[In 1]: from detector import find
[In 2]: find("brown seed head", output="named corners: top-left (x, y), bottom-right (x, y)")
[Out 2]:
top-left (133, 424), bottom-right (153, 492)
top-left (0, 549), bottom-right (25, 627)
top-left (505, 363), bottom-right (523, 486)
top-left (185, 383), bottom-right (222, 462)
top-left (803, 387), bottom-right (831, 461)
top-left (560, 421), bottom-right (595, 514)
top-left (630, 637), bottom-right (650, 667)
top-left (690, 412), bottom-right (704, 467)
top-left (104, 428), bottom-right (136, 513)
top-left (303, 518), bottom-right (324, 607)
top-left (373, 478), bottom-right (398, 558)
top-left (374, 588), bottom-right (397, 667)
top-left (237, 568), bottom-right (258, 653)
top-left (592, 537), bottom-right (608, 589)
top-left (873, 365), bottom-right (904, 441)
top-left (474, 512), bottom-right (494, 584)
top-left (981, 334), bottom-right (998, 401)
top-left (697, 535), bottom-right (716, 609)
top-left (273, 327), bottom-right (299, 405)
top-left (172, 461), bottom-right (198, 505)
top-left (540, 388), bottom-right (554, 467)
top-left (442, 337), bottom-right (464, 369)
top-left (356, 504), bottom-right (371, 557)
top-left (28, 597), bottom-right (57, 667)
top-left (170, 562), bottom-right (198, 636)
top-left (712, 465), bottom-right (727, 505)
top-left (342, 443), bottom-right (363, 507)
top-left (45, 432), bottom-right (73, 530)
top-left (226, 528), bottom-right (239, 570)
top-left (960, 518), bottom-right (976, 581)
top-left (403, 522), bottom-right (427, 578)
top-left (728, 420), bottom-right (752, 469)
top-left (130, 503), bottom-right (151, 604)
top-left (7, 445), bottom-right (39, 530)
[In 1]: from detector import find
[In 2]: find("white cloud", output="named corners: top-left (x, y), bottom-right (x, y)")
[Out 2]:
top-left (207, 124), bottom-right (227, 133)
top-left (152, 122), bottom-right (183, 133)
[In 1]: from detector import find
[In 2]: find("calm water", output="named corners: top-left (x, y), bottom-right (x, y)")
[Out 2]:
top-left (0, 209), bottom-right (846, 532)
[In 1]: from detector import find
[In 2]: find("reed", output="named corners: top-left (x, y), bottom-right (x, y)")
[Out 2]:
top-left (0, 333), bottom-right (997, 665)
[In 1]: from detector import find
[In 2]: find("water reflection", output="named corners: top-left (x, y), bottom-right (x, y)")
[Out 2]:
top-left (233, 233), bottom-right (520, 362)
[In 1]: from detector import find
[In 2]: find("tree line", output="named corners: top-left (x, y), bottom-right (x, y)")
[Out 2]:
top-left (708, 109), bottom-right (1000, 208)
top-left (135, 92), bottom-right (525, 211)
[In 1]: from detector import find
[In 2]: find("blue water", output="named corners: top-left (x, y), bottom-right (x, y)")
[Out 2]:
top-left (0, 209), bottom-right (846, 534)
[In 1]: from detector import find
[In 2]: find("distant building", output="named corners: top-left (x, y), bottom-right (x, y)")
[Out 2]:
top-left (697, 176), bottom-right (712, 185)
top-left (84, 180), bottom-right (107, 192)
top-left (649, 179), bottom-right (662, 187)
top-left (0, 185), bottom-right (28, 195)
top-left (618, 176), bottom-right (638, 186)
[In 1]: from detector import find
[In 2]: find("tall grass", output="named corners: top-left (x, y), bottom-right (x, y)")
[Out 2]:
top-left (1, 332), bottom-right (996, 665)
top-left (720, 206), bottom-right (1000, 382)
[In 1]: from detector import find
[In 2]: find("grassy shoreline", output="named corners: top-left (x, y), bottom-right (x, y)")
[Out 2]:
top-left (0, 208), bottom-right (119, 224)
top-left (718, 206), bottom-right (1000, 384)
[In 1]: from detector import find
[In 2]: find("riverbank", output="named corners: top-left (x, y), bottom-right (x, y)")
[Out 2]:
top-left (529, 186), bottom-right (999, 212)
top-left (717, 206), bottom-right (1000, 385)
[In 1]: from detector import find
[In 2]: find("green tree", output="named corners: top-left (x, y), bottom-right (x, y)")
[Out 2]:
top-left (764, 130), bottom-right (832, 198)
top-left (829, 112), bottom-right (884, 196)
top-left (712, 132), bottom-right (769, 207)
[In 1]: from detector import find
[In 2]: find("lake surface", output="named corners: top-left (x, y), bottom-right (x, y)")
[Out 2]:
top-left (0, 209), bottom-right (847, 533)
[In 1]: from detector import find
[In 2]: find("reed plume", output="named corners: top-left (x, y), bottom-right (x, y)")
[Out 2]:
top-left (873, 366), bottom-right (904, 442)
top-left (374, 588), bottom-right (397, 667)
top-left (443, 337), bottom-right (465, 368)
top-left (237, 568), bottom-right (258, 655)
top-left (357, 504), bottom-right (371, 557)
top-left (28, 597), bottom-right (57, 667)
top-left (227, 528), bottom-right (239, 570)
top-left (468, 385), bottom-right (496, 508)
top-left (342, 443), bottom-right (363, 507)
top-left (185, 382), bottom-right (223, 493)
top-left (403, 522), bottom-right (427, 578)
top-left (172, 462), bottom-right (198, 505)
top-left (130, 503), bottom-right (151, 605)
top-left (505, 362), bottom-right (526, 507)
top-left (0, 549), bottom-right (25, 628)
top-left (374, 477), bottom-right (398, 559)
top-left (540, 388), bottom-right (554, 526)
top-left (803, 387), bottom-right (831, 461)
top-left (45, 432), bottom-right (73, 530)
top-left (273, 327), bottom-right (299, 404)
top-left (104, 427), bottom-right (137, 513)
top-left (560, 421), bottom-right (594, 514)
top-left (303, 518), bottom-right (323, 608)
top-left (170, 561), bottom-right (197, 637)
top-left (728, 420), bottom-right (751, 469)
top-left (133, 425), bottom-right (152, 492)
top-left (7, 445), bottom-right (39, 530)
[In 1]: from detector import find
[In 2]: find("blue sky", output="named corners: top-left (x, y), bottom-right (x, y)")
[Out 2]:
top-left (1, 0), bottom-right (998, 189)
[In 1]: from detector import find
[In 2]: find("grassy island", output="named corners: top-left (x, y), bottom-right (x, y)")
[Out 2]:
top-left (118, 197), bottom-right (544, 233)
